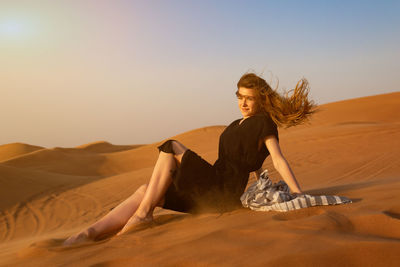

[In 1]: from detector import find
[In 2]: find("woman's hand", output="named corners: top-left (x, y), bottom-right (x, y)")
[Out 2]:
top-left (264, 135), bottom-right (302, 194)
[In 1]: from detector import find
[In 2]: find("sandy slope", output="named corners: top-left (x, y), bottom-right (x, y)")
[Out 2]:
top-left (0, 92), bottom-right (399, 266)
top-left (0, 143), bottom-right (44, 162)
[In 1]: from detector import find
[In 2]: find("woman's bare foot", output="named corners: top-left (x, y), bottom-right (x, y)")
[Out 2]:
top-left (63, 227), bottom-right (95, 246)
top-left (116, 214), bottom-right (153, 236)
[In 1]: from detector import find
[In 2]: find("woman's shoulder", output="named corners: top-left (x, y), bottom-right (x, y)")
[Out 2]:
top-left (227, 118), bottom-right (241, 127)
top-left (251, 112), bottom-right (275, 124)
top-left (251, 113), bottom-right (279, 137)
top-left (226, 113), bottom-right (276, 128)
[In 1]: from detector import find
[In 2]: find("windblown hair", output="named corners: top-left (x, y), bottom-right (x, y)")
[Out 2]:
top-left (237, 72), bottom-right (319, 128)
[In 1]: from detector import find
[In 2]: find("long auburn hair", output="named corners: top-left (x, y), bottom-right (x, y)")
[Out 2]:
top-left (237, 72), bottom-right (319, 128)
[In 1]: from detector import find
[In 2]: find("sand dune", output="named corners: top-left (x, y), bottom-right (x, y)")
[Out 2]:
top-left (310, 91), bottom-right (400, 125)
top-left (0, 143), bottom-right (44, 162)
top-left (0, 163), bottom-right (99, 211)
top-left (0, 92), bottom-right (399, 266)
top-left (1, 147), bottom-right (109, 176)
top-left (75, 141), bottom-right (142, 153)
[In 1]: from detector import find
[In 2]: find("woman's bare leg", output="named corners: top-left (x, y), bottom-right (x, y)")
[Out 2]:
top-left (117, 141), bottom-right (187, 235)
top-left (63, 184), bottom-right (148, 245)
top-left (63, 140), bottom-right (188, 245)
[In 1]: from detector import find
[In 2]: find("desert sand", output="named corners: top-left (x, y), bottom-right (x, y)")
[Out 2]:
top-left (0, 92), bottom-right (399, 266)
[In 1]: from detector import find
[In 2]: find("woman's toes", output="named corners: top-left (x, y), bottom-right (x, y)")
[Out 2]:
top-left (63, 228), bottom-right (95, 246)
top-left (63, 232), bottom-right (88, 246)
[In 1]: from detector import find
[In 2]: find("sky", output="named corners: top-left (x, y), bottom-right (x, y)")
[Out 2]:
top-left (1, 0), bottom-right (399, 148)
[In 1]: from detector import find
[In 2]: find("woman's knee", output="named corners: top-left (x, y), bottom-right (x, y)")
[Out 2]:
top-left (158, 139), bottom-right (187, 155)
top-left (171, 140), bottom-right (187, 155)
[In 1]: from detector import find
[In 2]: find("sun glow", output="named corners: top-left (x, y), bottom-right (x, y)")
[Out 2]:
top-left (0, 18), bottom-right (35, 40)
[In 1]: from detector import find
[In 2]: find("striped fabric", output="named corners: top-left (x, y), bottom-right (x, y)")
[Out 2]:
top-left (240, 169), bottom-right (352, 212)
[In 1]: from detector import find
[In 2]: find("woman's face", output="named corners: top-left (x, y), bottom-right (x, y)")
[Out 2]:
top-left (236, 87), bottom-right (261, 118)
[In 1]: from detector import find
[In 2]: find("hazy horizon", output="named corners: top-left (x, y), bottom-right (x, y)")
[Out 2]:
top-left (1, 0), bottom-right (399, 148)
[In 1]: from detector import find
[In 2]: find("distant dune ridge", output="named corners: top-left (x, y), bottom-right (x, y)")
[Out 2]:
top-left (76, 141), bottom-right (143, 153)
top-left (0, 92), bottom-right (399, 266)
top-left (0, 143), bottom-right (44, 162)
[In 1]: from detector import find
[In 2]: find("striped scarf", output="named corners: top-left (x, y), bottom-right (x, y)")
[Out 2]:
top-left (240, 169), bottom-right (352, 212)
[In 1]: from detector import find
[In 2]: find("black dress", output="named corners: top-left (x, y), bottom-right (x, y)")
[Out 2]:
top-left (158, 112), bottom-right (279, 213)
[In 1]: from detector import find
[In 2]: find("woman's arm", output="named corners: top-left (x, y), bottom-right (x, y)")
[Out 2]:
top-left (264, 136), bottom-right (302, 194)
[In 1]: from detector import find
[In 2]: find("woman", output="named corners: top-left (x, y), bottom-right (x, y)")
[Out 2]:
top-left (63, 72), bottom-right (317, 246)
